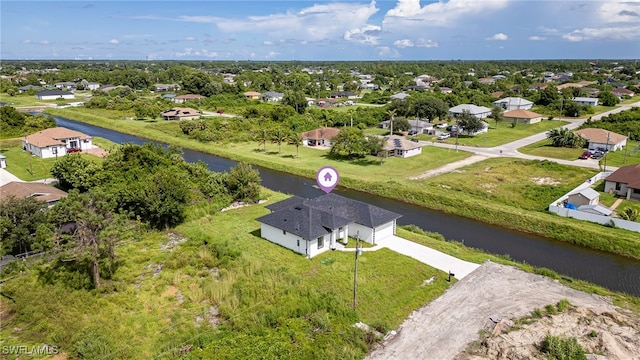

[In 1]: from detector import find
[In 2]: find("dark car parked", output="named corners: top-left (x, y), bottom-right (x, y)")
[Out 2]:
top-left (579, 151), bottom-right (591, 159)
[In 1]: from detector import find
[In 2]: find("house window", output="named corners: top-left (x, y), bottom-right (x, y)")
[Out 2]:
top-left (297, 239), bottom-right (300, 247)
top-left (317, 236), bottom-right (324, 249)
top-left (615, 183), bottom-right (621, 191)
top-left (283, 230), bottom-right (286, 235)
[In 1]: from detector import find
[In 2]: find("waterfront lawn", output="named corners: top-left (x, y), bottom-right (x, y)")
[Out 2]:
top-left (416, 157), bottom-right (597, 212)
top-left (518, 139), bottom-right (585, 160)
top-left (1, 190), bottom-right (450, 359)
top-left (425, 120), bottom-right (568, 148)
top-left (0, 138), bottom-right (103, 181)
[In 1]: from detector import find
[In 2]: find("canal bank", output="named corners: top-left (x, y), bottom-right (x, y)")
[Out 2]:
top-left (52, 115), bottom-right (640, 296)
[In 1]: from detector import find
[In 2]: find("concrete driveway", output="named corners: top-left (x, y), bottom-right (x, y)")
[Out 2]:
top-left (0, 168), bottom-right (21, 186)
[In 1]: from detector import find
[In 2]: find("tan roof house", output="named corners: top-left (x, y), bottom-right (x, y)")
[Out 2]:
top-left (22, 127), bottom-right (92, 159)
top-left (604, 164), bottom-right (640, 200)
top-left (382, 135), bottom-right (422, 158)
top-left (161, 107), bottom-right (201, 121)
top-left (244, 91), bottom-right (262, 100)
top-left (611, 88), bottom-right (635, 98)
top-left (0, 181), bottom-right (68, 207)
top-left (300, 127), bottom-right (340, 147)
top-left (172, 94), bottom-right (206, 104)
top-left (574, 129), bottom-right (627, 151)
top-left (503, 109), bottom-right (544, 124)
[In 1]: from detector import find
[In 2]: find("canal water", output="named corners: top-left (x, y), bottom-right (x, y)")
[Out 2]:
top-left (55, 117), bottom-right (640, 296)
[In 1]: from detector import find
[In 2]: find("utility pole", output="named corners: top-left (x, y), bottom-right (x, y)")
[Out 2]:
top-left (603, 131), bottom-right (611, 172)
top-left (353, 231), bottom-right (362, 311)
top-left (624, 132), bottom-right (630, 164)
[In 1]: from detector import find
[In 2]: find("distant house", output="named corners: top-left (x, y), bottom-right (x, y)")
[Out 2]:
top-left (572, 97), bottom-right (598, 106)
top-left (567, 187), bottom-right (600, 207)
top-left (449, 104), bottom-right (492, 119)
top-left (503, 109), bottom-right (544, 124)
top-left (54, 82), bottom-right (77, 91)
top-left (257, 193), bottom-right (401, 257)
top-left (574, 129), bottom-right (627, 151)
top-left (262, 91), bottom-right (284, 102)
top-left (18, 85), bottom-right (43, 93)
top-left (329, 91), bottom-right (357, 99)
top-left (86, 82), bottom-right (100, 91)
top-left (35, 89), bottom-right (75, 100)
top-left (299, 127), bottom-right (340, 147)
top-left (0, 181), bottom-right (68, 207)
top-left (155, 84), bottom-right (181, 92)
top-left (96, 84), bottom-right (119, 92)
top-left (528, 83), bottom-right (548, 91)
top-left (439, 87), bottom-right (453, 94)
top-left (390, 92), bottom-right (411, 100)
top-left (493, 97), bottom-right (533, 111)
top-left (604, 164), bottom-right (640, 200)
top-left (22, 127), bottom-right (92, 158)
top-left (382, 135), bottom-right (422, 158)
top-left (161, 107), bottom-right (201, 121)
top-left (244, 91), bottom-right (262, 100)
top-left (461, 121), bottom-right (489, 136)
top-left (478, 77), bottom-right (495, 85)
top-left (611, 88), bottom-right (635, 98)
top-left (172, 94), bottom-right (206, 104)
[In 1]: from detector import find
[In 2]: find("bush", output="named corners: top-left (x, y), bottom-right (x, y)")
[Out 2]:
top-left (539, 335), bottom-right (586, 360)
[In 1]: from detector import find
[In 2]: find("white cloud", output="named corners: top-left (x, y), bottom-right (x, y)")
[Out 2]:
top-left (394, 39), bottom-right (414, 48)
top-left (487, 33), bottom-right (508, 41)
top-left (184, 36), bottom-right (196, 41)
top-left (383, 0), bottom-right (509, 27)
top-left (563, 26), bottom-right (640, 41)
top-left (415, 38), bottom-right (438, 48)
top-left (265, 51), bottom-right (280, 59)
top-left (377, 46), bottom-right (400, 58)
top-left (263, 41), bottom-right (274, 46)
top-left (22, 39), bottom-right (32, 44)
top-left (343, 25), bottom-right (381, 45)
top-left (597, 0), bottom-right (640, 23)
top-left (109, 39), bottom-right (120, 44)
top-left (528, 36), bottom-right (546, 41)
top-left (175, 48), bottom-right (218, 58)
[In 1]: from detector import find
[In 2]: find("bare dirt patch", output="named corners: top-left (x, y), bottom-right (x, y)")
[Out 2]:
top-left (530, 176), bottom-right (561, 185)
top-left (410, 155), bottom-right (488, 180)
top-left (366, 261), bottom-right (636, 360)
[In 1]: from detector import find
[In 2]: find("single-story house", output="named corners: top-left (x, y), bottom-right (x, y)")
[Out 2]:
top-left (578, 204), bottom-right (612, 216)
top-left (18, 85), bottom-right (43, 93)
top-left (329, 91), bottom-right (357, 99)
top-left (161, 107), bottom-right (201, 121)
top-left (493, 97), bottom-right (533, 111)
top-left (299, 127), bottom-right (340, 147)
top-left (390, 92), bottom-right (411, 100)
top-left (257, 193), bottom-right (401, 258)
top-left (379, 119), bottom-right (431, 134)
top-left (611, 88), bottom-right (635, 98)
top-left (572, 97), bottom-right (599, 106)
top-left (54, 82), bottom-right (77, 91)
top-left (22, 127), bottom-right (92, 159)
top-left (439, 87), bottom-right (453, 94)
top-left (262, 91), bottom-right (284, 102)
top-left (86, 82), bottom-right (100, 91)
top-left (244, 91), bottom-right (262, 100)
top-left (478, 77), bottom-right (495, 85)
top-left (503, 109), bottom-right (544, 124)
top-left (567, 187), bottom-right (600, 207)
top-left (382, 135), bottom-right (422, 158)
top-left (528, 83), bottom-right (548, 91)
top-left (574, 129), bottom-right (627, 151)
top-left (604, 164), bottom-right (640, 200)
top-left (172, 94), bottom-right (206, 104)
top-left (0, 181), bottom-right (68, 207)
top-left (155, 83), bottom-right (181, 92)
top-left (449, 104), bottom-right (492, 119)
top-left (35, 89), bottom-right (75, 100)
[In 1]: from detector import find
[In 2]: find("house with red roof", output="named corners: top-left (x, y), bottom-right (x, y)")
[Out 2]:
top-left (604, 164), bottom-right (640, 200)
top-left (503, 109), bottom-right (544, 124)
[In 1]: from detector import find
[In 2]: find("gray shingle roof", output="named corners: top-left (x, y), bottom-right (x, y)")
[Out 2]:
top-left (258, 193), bottom-right (402, 240)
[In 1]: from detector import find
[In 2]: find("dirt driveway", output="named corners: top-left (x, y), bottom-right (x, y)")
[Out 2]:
top-left (366, 261), bottom-right (618, 360)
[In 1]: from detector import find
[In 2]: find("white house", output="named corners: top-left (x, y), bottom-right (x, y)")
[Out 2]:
top-left (604, 164), bottom-right (640, 200)
top-left (462, 121), bottom-right (489, 136)
top-left (257, 194), bottom-right (401, 258)
top-left (390, 92), bottom-right (411, 100)
top-left (382, 135), bottom-right (423, 158)
top-left (492, 97), bottom-right (533, 111)
top-left (35, 89), bottom-right (75, 100)
top-left (262, 91), bottom-right (284, 102)
top-left (574, 129), bottom-right (627, 151)
top-left (572, 97), bottom-right (599, 106)
top-left (22, 127), bottom-right (92, 159)
top-left (299, 127), bottom-right (340, 147)
top-left (449, 104), bottom-right (492, 119)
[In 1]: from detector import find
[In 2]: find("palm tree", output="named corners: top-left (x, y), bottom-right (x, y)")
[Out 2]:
top-left (271, 128), bottom-right (289, 155)
top-left (546, 128), bottom-right (584, 148)
top-left (618, 207), bottom-right (639, 222)
top-left (254, 128), bottom-right (270, 153)
top-left (386, 109), bottom-right (397, 135)
top-left (287, 132), bottom-right (303, 158)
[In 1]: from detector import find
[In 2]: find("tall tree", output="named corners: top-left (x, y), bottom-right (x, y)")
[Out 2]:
top-left (50, 154), bottom-right (100, 192)
top-left (456, 110), bottom-right (485, 136)
top-left (0, 196), bottom-right (50, 255)
top-left (287, 132), bottom-right (303, 158)
top-left (491, 107), bottom-right (504, 129)
top-left (329, 127), bottom-right (369, 159)
top-left (225, 162), bottom-right (261, 203)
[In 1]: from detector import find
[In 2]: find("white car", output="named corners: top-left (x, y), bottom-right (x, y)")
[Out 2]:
top-left (436, 123), bottom-right (448, 129)
top-left (437, 133), bottom-right (451, 140)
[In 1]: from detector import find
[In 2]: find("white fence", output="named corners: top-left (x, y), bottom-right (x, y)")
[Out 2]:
top-left (548, 172), bottom-right (640, 233)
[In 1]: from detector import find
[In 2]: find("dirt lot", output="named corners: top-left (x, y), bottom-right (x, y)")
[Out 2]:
top-left (367, 261), bottom-right (640, 360)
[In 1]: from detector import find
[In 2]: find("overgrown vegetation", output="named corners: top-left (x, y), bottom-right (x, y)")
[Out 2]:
top-left (0, 106), bottom-right (56, 138)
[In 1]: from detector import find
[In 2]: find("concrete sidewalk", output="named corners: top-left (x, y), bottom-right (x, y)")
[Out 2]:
top-left (0, 168), bottom-right (22, 186)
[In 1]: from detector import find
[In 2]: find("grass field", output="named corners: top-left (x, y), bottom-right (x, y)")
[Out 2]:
top-left (518, 139), bottom-right (585, 160)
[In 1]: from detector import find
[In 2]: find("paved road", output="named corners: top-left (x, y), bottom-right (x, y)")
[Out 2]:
top-left (0, 168), bottom-right (21, 186)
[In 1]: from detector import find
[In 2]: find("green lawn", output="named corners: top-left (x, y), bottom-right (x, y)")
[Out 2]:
top-left (620, 95), bottom-right (640, 105)
top-left (518, 139), bottom-right (585, 160)
top-left (0, 137), bottom-right (103, 181)
top-left (0, 93), bottom-right (52, 107)
top-left (427, 120), bottom-right (568, 147)
top-left (597, 141), bottom-right (640, 167)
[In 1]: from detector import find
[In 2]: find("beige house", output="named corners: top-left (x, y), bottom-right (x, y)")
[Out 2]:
top-left (300, 127), bottom-right (340, 147)
top-left (161, 107), bottom-right (201, 121)
top-left (172, 94), bottom-right (206, 104)
top-left (244, 91), bottom-right (262, 100)
top-left (0, 181), bottom-right (68, 207)
top-left (503, 109), bottom-right (544, 124)
top-left (574, 129), bottom-right (627, 151)
top-left (23, 127), bottom-right (92, 159)
top-left (382, 135), bottom-right (422, 158)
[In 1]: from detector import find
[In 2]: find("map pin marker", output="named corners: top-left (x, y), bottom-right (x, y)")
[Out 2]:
top-left (316, 166), bottom-right (339, 194)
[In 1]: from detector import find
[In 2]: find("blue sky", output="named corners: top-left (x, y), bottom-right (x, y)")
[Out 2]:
top-left (2, 0), bottom-right (639, 61)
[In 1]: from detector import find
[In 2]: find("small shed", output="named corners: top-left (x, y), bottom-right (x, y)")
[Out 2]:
top-left (567, 188), bottom-right (600, 207)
